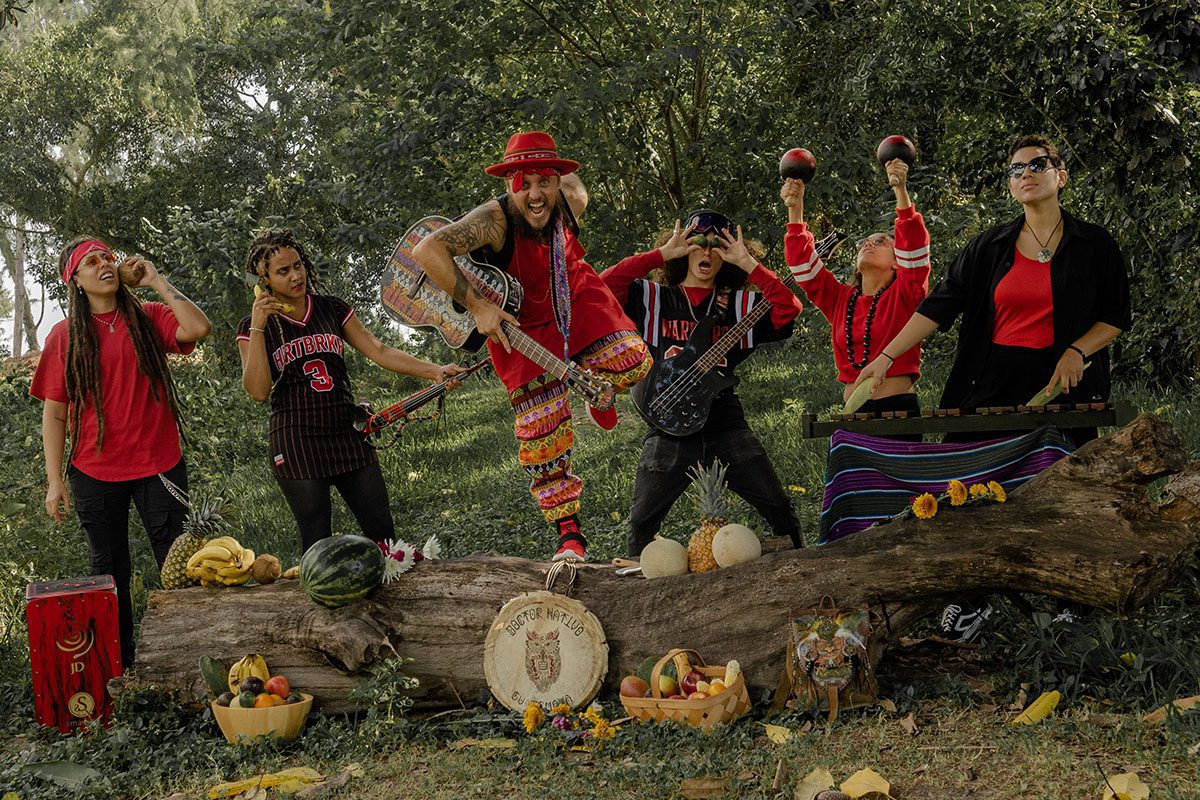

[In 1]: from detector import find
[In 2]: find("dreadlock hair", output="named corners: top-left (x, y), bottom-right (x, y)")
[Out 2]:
top-left (59, 235), bottom-right (186, 453)
top-left (651, 228), bottom-right (766, 291)
top-left (243, 227), bottom-right (324, 345)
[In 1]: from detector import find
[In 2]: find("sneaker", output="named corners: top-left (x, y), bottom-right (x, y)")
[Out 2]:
top-left (552, 516), bottom-right (588, 562)
top-left (938, 600), bottom-right (993, 644)
top-left (585, 404), bottom-right (618, 430)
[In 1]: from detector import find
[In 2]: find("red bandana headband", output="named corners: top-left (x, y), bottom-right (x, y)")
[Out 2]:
top-left (508, 167), bottom-right (561, 194)
top-left (62, 240), bottom-right (113, 284)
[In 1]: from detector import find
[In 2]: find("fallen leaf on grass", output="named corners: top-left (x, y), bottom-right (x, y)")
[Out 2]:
top-left (793, 767), bottom-right (835, 800)
top-left (448, 737), bottom-right (516, 749)
top-left (1100, 771), bottom-right (1150, 800)
top-left (762, 722), bottom-right (797, 743)
top-left (1142, 694), bottom-right (1200, 725)
top-left (680, 776), bottom-right (730, 798)
top-left (1010, 690), bottom-right (1061, 726)
top-left (17, 761), bottom-right (102, 790)
top-left (840, 767), bottom-right (892, 798)
top-left (876, 699), bottom-right (897, 713)
top-left (1008, 685), bottom-right (1029, 711)
top-left (899, 713), bottom-right (919, 736)
top-left (210, 768), bottom-right (325, 798)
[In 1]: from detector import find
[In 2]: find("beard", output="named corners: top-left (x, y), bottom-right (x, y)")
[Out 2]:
top-left (511, 198), bottom-right (564, 242)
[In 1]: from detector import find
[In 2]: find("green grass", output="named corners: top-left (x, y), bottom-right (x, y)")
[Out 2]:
top-left (0, 331), bottom-right (1198, 798)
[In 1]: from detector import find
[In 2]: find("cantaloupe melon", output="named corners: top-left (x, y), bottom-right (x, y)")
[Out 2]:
top-left (639, 536), bottom-right (688, 578)
top-left (711, 523), bottom-right (760, 567)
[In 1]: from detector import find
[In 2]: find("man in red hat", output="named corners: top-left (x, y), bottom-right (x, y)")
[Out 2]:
top-left (413, 131), bottom-right (652, 562)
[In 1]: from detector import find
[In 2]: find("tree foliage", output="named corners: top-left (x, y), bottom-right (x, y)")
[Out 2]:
top-left (0, 0), bottom-right (1197, 379)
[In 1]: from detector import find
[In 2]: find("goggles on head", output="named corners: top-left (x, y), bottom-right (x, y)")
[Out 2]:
top-left (684, 208), bottom-right (730, 236)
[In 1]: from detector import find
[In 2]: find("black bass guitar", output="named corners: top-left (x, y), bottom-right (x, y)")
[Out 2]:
top-left (381, 216), bottom-right (615, 411)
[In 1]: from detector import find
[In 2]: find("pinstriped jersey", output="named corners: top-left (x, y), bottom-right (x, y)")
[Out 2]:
top-left (237, 294), bottom-right (376, 479)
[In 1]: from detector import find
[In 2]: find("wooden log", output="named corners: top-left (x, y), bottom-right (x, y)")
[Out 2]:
top-left (129, 415), bottom-right (1200, 713)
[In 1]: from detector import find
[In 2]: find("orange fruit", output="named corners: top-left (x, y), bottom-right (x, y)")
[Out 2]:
top-left (253, 693), bottom-right (276, 708)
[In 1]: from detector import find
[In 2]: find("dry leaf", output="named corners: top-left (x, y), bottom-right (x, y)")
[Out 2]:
top-left (899, 713), bottom-right (919, 736)
top-left (1100, 771), bottom-right (1150, 800)
top-left (680, 776), bottom-right (730, 798)
top-left (1187, 741), bottom-right (1199, 757)
top-left (762, 723), bottom-right (795, 743)
top-left (793, 767), bottom-right (836, 800)
top-left (1008, 686), bottom-right (1029, 711)
top-left (840, 767), bottom-right (891, 798)
top-left (1142, 694), bottom-right (1200, 725)
top-left (448, 737), bottom-right (516, 749)
top-left (876, 699), bottom-right (897, 713)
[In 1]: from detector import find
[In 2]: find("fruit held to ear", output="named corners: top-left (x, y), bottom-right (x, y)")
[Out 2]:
top-left (779, 148), bottom-right (817, 182)
top-left (620, 675), bottom-right (651, 698)
top-left (876, 134), bottom-right (917, 167)
top-left (639, 536), bottom-right (687, 578)
top-left (118, 259), bottom-right (145, 286)
top-left (712, 523), bottom-right (761, 567)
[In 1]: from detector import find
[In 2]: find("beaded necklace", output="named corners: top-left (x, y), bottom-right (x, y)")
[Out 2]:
top-left (844, 284), bottom-right (887, 369)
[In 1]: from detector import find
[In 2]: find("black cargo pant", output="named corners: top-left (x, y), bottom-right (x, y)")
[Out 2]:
top-left (627, 427), bottom-right (800, 556)
top-left (68, 458), bottom-right (187, 668)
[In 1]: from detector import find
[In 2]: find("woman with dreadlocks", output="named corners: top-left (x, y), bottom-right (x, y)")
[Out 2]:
top-left (31, 236), bottom-right (212, 667)
top-left (238, 228), bottom-right (463, 553)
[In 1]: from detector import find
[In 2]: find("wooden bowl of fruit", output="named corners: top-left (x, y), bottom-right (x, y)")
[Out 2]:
top-left (211, 675), bottom-right (312, 744)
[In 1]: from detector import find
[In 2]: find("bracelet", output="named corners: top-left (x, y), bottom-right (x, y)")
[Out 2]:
top-left (248, 326), bottom-right (265, 334)
top-left (881, 352), bottom-right (896, 363)
top-left (1067, 344), bottom-right (1086, 358)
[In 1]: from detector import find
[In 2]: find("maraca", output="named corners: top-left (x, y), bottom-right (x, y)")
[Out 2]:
top-left (779, 148), bottom-right (816, 207)
top-left (876, 135), bottom-right (916, 186)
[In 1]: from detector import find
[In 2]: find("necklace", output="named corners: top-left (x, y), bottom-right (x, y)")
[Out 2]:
top-left (91, 309), bottom-right (120, 334)
top-left (683, 285), bottom-right (718, 323)
top-left (1025, 216), bottom-right (1063, 263)
top-left (844, 284), bottom-right (887, 369)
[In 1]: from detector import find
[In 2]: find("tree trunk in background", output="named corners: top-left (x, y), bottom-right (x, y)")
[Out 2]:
top-left (126, 415), bottom-right (1200, 714)
top-left (0, 216), bottom-right (40, 354)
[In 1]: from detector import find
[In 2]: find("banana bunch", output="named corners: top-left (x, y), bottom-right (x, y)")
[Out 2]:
top-left (185, 536), bottom-right (256, 587)
top-left (227, 653), bottom-right (270, 694)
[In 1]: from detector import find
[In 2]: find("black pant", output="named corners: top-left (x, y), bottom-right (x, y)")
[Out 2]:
top-left (275, 462), bottom-right (395, 553)
top-left (857, 392), bottom-right (922, 442)
top-left (627, 427), bottom-right (800, 556)
top-left (68, 458), bottom-right (188, 668)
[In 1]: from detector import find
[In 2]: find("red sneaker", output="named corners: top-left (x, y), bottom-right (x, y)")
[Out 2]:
top-left (585, 404), bottom-right (618, 430)
top-left (552, 516), bottom-right (588, 562)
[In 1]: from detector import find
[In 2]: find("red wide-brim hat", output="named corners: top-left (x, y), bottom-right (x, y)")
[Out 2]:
top-left (484, 131), bottom-right (580, 177)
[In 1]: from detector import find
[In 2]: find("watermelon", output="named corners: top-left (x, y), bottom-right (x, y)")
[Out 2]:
top-left (299, 535), bottom-right (385, 608)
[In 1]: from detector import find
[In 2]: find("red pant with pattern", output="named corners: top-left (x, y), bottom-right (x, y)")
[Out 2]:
top-left (509, 331), bottom-right (651, 523)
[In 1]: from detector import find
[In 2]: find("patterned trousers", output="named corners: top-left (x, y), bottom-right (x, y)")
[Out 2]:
top-left (509, 331), bottom-right (652, 523)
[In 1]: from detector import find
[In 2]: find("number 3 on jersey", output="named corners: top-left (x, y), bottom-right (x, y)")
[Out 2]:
top-left (302, 359), bottom-right (334, 392)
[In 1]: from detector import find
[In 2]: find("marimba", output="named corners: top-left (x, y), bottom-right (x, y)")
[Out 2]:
top-left (800, 401), bottom-right (1135, 439)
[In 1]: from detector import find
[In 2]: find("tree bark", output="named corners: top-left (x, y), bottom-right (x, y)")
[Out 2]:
top-left (129, 415), bottom-right (1200, 713)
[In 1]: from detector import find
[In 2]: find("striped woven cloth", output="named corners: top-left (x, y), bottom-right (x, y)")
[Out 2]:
top-left (818, 427), bottom-right (1074, 545)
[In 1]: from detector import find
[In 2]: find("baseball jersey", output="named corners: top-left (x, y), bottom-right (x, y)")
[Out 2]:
top-left (237, 294), bottom-right (376, 479)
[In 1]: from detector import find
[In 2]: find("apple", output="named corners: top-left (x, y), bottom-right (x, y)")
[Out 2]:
top-left (779, 148), bottom-right (816, 183)
top-left (667, 694), bottom-right (685, 700)
top-left (876, 135), bottom-right (917, 168)
top-left (265, 675), bottom-right (290, 698)
top-left (620, 675), bottom-right (651, 698)
top-left (680, 669), bottom-right (705, 696)
top-left (687, 691), bottom-right (708, 701)
top-left (657, 673), bottom-right (678, 697)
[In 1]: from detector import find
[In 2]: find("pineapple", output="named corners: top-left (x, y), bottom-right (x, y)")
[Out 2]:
top-left (161, 493), bottom-right (230, 589)
top-left (686, 461), bottom-right (731, 573)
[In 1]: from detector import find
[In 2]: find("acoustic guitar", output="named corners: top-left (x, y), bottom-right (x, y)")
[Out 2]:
top-left (381, 215), bottom-right (615, 411)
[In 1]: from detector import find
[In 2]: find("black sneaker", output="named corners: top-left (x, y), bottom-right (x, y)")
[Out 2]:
top-left (938, 600), bottom-right (993, 644)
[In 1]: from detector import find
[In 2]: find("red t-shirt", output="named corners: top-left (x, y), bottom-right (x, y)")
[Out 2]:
top-left (991, 248), bottom-right (1054, 348)
top-left (30, 302), bottom-right (195, 482)
top-left (784, 205), bottom-right (931, 383)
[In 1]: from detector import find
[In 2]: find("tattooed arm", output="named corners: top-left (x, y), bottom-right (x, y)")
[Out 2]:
top-left (412, 200), bottom-right (519, 352)
top-left (124, 257), bottom-right (213, 342)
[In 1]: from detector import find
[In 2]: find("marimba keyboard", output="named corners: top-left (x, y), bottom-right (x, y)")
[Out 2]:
top-left (800, 401), bottom-right (1135, 439)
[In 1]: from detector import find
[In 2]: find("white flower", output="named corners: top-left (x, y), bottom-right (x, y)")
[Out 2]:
top-left (379, 538), bottom-right (418, 584)
top-left (422, 536), bottom-right (441, 560)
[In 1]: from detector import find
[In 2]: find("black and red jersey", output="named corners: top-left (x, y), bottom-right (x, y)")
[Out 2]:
top-left (237, 294), bottom-right (375, 479)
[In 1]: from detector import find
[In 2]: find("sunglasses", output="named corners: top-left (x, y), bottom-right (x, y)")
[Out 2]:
top-left (1005, 155), bottom-right (1058, 179)
top-left (689, 234), bottom-right (726, 249)
top-left (855, 233), bottom-right (890, 250)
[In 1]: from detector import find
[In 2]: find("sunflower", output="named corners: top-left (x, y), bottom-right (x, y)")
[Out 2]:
top-left (987, 480), bottom-right (1007, 502)
top-left (912, 493), bottom-right (939, 519)
top-left (947, 480), bottom-right (968, 506)
top-left (523, 701), bottom-right (545, 733)
top-left (969, 483), bottom-right (990, 499)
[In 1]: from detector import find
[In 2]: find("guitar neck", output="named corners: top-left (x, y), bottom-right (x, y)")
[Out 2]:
top-left (501, 321), bottom-right (569, 380)
top-left (695, 300), bottom-right (772, 373)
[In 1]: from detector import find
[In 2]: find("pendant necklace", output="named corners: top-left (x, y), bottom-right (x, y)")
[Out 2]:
top-left (1026, 216), bottom-right (1063, 263)
top-left (91, 309), bottom-right (120, 333)
top-left (684, 285), bottom-right (718, 323)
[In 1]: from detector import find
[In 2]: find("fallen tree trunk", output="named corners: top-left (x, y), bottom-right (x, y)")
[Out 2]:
top-left (130, 415), bottom-right (1200, 713)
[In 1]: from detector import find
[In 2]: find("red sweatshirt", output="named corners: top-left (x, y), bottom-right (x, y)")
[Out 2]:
top-left (784, 206), bottom-right (930, 383)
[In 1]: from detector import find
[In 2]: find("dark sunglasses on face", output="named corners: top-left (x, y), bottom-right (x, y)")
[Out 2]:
top-left (689, 234), bottom-right (726, 249)
top-left (856, 233), bottom-right (890, 250)
top-left (1005, 155), bottom-right (1058, 179)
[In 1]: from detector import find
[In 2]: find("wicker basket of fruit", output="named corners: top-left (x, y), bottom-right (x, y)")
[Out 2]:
top-left (619, 648), bottom-right (750, 730)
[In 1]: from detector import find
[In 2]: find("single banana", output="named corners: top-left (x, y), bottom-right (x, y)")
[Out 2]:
top-left (281, 566), bottom-right (300, 580)
top-left (253, 284), bottom-right (295, 313)
top-left (239, 549), bottom-right (255, 569)
top-left (188, 545), bottom-right (235, 568)
top-left (217, 564), bottom-right (247, 578)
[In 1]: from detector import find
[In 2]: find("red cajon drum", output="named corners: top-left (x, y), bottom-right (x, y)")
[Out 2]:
top-left (26, 575), bottom-right (123, 732)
